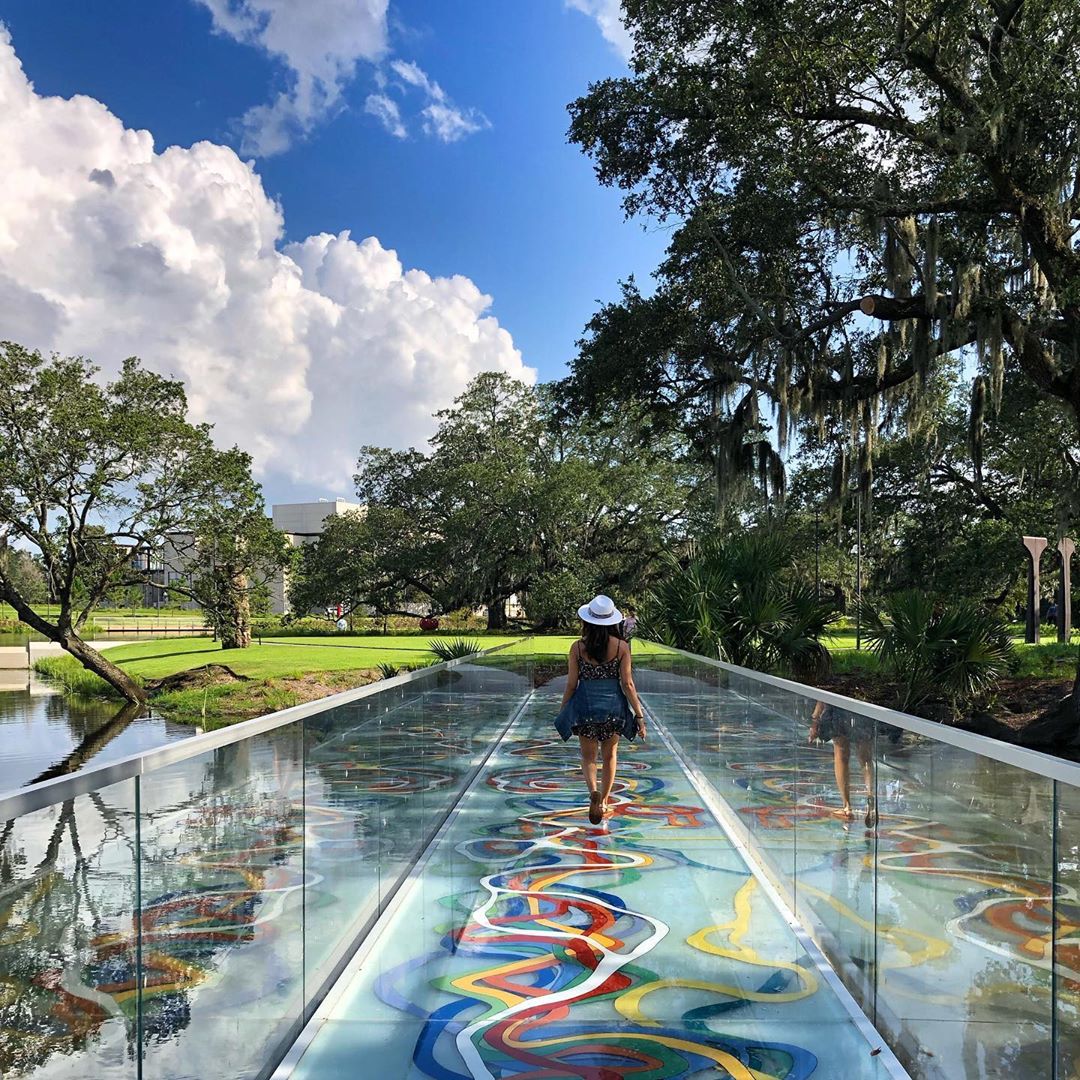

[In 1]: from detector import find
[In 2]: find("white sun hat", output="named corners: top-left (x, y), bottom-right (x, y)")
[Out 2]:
top-left (577, 594), bottom-right (624, 626)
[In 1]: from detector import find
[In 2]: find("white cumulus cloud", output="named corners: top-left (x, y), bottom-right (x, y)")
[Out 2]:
top-left (195, 0), bottom-right (389, 155)
top-left (0, 29), bottom-right (532, 491)
top-left (566, 0), bottom-right (633, 61)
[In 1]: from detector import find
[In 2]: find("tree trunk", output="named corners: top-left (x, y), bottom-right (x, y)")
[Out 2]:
top-left (219, 572), bottom-right (252, 649)
top-left (62, 634), bottom-right (147, 706)
top-left (486, 597), bottom-right (507, 631)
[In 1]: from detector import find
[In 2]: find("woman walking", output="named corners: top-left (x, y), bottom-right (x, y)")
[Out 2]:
top-left (554, 595), bottom-right (646, 824)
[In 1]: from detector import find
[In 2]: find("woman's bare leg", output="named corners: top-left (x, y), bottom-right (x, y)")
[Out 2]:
top-left (578, 736), bottom-right (599, 796)
top-left (599, 736), bottom-right (619, 810)
top-left (855, 737), bottom-right (876, 825)
top-left (831, 736), bottom-right (854, 819)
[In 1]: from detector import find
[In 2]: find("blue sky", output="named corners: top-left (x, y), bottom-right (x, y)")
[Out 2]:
top-left (0, 0), bottom-right (665, 451)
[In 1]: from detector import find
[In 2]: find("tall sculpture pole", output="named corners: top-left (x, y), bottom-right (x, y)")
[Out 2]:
top-left (1022, 536), bottom-right (1049, 644)
top-left (1058, 537), bottom-right (1075, 643)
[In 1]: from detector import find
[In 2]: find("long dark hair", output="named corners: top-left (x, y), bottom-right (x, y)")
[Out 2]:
top-left (580, 621), bottom-right (618, 663)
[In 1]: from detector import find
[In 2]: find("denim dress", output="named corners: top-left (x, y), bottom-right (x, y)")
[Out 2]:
top-left (553, 647), bottom-right (637, 742)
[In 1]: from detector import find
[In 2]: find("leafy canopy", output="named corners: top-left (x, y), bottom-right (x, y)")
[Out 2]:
top-left (0, 343), bottom-right (285, 697)
top-left (568, 0), bottom-right (1080, 502)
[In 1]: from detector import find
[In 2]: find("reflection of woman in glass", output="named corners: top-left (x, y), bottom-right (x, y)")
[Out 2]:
top-left (809, 700), bottom-right (876, 826)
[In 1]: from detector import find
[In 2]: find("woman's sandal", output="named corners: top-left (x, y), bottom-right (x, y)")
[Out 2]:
top-left (588, 792), bottom-right (603, 825)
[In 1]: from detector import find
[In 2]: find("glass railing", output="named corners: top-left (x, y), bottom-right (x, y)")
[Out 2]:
top-left (0, 651), bottom-right (534, 1080)
top-left (636, 645), bottom-right (1080, 1080)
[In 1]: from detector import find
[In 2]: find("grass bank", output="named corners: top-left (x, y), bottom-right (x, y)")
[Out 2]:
top-left (34, 634), bottom-right (525, 725)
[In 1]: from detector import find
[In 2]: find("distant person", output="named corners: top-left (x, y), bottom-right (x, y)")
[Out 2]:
top-left (1013, 602), bottom-right (1025, 624)
top-left (1046, 600), bottom-right (1059, 624)
top-left (621, 605), bottom-right (638, 647)
top-left (809, 699), bottom-right (876, 826)
top-left (554, 595), bottom-right (646, 825)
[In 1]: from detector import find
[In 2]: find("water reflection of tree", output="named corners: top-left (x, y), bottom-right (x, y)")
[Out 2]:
top-left (40, 693), bottom-right (125, 739)
top-left (0, 795), bottom-right (128, 1074)
top-left (29, 701), bottom-right (144, 786)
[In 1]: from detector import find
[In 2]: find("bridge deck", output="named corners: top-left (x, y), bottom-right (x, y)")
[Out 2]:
top-left (284, 686), bottom-right (894, 1080)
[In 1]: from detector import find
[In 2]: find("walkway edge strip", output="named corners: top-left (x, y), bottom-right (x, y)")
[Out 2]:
top-left (269, 685), bottom-right (537, 1080)
top-left (651, 712), bottom-right (914, 1080)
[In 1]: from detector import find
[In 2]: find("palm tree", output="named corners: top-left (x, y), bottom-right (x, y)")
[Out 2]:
top-left (640, 532), bottom-right (834, 678)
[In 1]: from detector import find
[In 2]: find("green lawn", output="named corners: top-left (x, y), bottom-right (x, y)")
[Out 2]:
top-left (33, 632), bottom-right (668, 700)
top-left (825, 626), bottom-right (1077, 651)
top-left (48, 634), bottom-right (530, 683)
top-left (56, 632), bottom-right (661, 681)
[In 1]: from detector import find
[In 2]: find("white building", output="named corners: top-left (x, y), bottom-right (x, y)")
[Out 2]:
top-left (126, 534), bottom-right (200, 609)
top-left (270, 499), bottom-right (364, 614)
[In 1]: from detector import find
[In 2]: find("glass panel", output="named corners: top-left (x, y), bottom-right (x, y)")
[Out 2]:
top-left (1057, 780), bottom-right (1079, 1079)
top-left (681, 667), bottom-right (799, 886)
top-left (0, 780), bottom-right (138, 1079)
top-left (873, 718), bottom-right (1054, 1078)
top-left (302, 678), bottom-right (433, 1005)
top-left (302, 661), bottom-right (533, 1022)
top-left (137, 724), bottom-right (306, 1080)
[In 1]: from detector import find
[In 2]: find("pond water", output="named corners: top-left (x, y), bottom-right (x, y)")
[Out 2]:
top-left (0, 683), bottom-right (194, 793)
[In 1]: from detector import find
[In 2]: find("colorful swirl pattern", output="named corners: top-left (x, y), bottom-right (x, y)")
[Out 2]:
top-left (320, 704), bottom-right (883, 1080)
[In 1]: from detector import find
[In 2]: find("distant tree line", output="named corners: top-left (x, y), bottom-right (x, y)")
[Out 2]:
top-left (290, 372), bottom-right (710, 629)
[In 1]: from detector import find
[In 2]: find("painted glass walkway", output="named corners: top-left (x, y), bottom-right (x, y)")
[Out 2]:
top-left (285, 685), bottom-right (894, 1080)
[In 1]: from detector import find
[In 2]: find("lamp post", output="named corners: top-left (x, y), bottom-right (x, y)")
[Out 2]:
top-left (814, 506), bottom-right (821, 600)
top-left (855, 491), bottom-right (863, 651)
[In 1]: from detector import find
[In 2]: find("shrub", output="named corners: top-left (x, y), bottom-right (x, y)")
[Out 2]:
top-left (860, 591), bottom-right (1013, 713)
top-left (428, 637), bottom-right (483, 661)
top-left (251, 616), bottom-right (338, 636)
top-left (639, 532), bottom-right (835, 678)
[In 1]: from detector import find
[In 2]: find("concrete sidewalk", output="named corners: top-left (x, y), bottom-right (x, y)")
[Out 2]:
top-left (0, 640), bottom-right (133, 670)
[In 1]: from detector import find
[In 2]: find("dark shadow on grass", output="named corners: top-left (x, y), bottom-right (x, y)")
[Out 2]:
top-left (258, 640), bottom-right (434, 653)
top-left (114, 644), bottom-right (224, 666)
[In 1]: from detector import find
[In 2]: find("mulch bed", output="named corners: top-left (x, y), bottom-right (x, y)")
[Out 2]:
top-left (808, 671), bottom-right (1077, 759)
top-left (812, 672), bottom-right (1070, 731)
